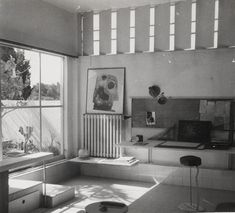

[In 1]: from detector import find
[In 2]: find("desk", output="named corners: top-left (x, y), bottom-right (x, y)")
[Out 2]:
top-left (116, 140), bottom-right (235, 168)
top-left (0, 152), bottom-right (53, 213)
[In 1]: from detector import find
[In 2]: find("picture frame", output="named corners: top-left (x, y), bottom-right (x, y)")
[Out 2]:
top-left (86, 67), bottom-right (125, 114)
top-left (146, 111), bottom-right (156, 126)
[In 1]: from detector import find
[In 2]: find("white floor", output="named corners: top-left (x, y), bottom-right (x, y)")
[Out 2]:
top-left (33, 176), bottom-right (153, 213)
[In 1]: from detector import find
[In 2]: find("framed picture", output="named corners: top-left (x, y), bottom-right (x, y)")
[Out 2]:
top-left (86, 67), bottom-right (125, 114)
top-left (146, 111), bottom-right (156, 126)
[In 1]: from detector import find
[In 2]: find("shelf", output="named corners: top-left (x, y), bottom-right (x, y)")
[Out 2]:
top-left (69, 157), bottom-right (139, 166)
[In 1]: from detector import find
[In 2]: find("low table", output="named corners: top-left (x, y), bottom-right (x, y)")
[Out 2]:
top-left (85, 201), bottom-right (128, 213)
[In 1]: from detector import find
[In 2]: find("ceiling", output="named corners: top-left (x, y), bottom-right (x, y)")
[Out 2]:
top-left (42, 0), bottom-right (183, 13)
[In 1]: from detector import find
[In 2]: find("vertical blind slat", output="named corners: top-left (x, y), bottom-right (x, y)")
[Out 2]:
top-left (218, 0), bottom-right (235, 47)
top-left (135, 5), bottom-right (150, 52)
top-left (155, 3), bottom-right (170, 51)
top-left (100, 10), bottom-right (111, 55)
top-left (117, 8), bottom-right (130, 53)
top-left (83, 12), bottom-right (93, 56)
top-left (175, 0), bottom-right (191, 50)
top-left (196, 0), bottom-right (215, 49)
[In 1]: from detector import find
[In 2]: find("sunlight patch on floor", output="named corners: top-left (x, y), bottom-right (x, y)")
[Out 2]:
top-left (60, 176), bottom-right (154, 210)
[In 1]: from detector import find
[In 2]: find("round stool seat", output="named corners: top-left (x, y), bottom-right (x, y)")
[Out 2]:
top-left (180, 155), bottom-right (201, 167)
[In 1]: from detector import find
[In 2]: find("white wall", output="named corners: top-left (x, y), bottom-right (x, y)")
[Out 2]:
top-left (0, 0), bottom-right (78, 56)
top-left (64, 57), bottom-right (80, 158)
top-left (77, 48), bottom-right (235, 168)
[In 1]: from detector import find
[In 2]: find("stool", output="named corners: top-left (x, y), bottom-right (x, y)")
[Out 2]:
top-left (178, 155), bottom-right (204, 212)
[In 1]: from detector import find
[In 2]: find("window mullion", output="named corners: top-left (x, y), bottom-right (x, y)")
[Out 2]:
top-left (61, 57), bottom-right (65, 156)
top-left (39, 53), bottom-right (42, 151)
top-left (0, 61), bottom-right (2, 160)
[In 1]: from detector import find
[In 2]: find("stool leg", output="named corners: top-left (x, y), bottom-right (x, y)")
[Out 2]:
top-left (195, 166), bottom-right (199, 211)
top-left (190, 167), bottom-right (192, 206)
top-left (179, 166), bottom-right (204, 212)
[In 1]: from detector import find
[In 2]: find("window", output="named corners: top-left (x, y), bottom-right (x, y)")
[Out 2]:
top-left (190, 0), bottom-right (197, 49)
top-left (0, 44), bottom-right (64, 159)
top-left (130, 8), bottom-right (135, 53)
top-left (149, 7), bottom-right (155, 52)
top-left (169, 3), bottom-right (175, 51)
top-left (213, 0), bottom-right (219, 48)
top-left (111, 10), bottom-right (117, 54)
top-left (93, 13), bottom-right (100, 55)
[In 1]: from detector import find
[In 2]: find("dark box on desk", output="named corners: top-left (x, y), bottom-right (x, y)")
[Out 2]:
top-left (178, 120), bottom-right (212, 144)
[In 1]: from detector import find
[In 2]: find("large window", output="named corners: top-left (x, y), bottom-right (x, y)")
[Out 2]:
top-left (0, 44), bottom-right (64, 159)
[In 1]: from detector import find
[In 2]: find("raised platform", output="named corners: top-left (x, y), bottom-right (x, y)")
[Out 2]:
top-left (9, 179), bottom-right (76, 212)
top-left (44, 184), bottom-right (75, 208)
top-left (9, 179), bottom-right (43, 213)
top-left (9, 179), bottom-right (43, 201)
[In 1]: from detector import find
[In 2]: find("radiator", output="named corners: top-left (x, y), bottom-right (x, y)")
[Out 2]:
top-left (83, 114), bottom-right (122, 158)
